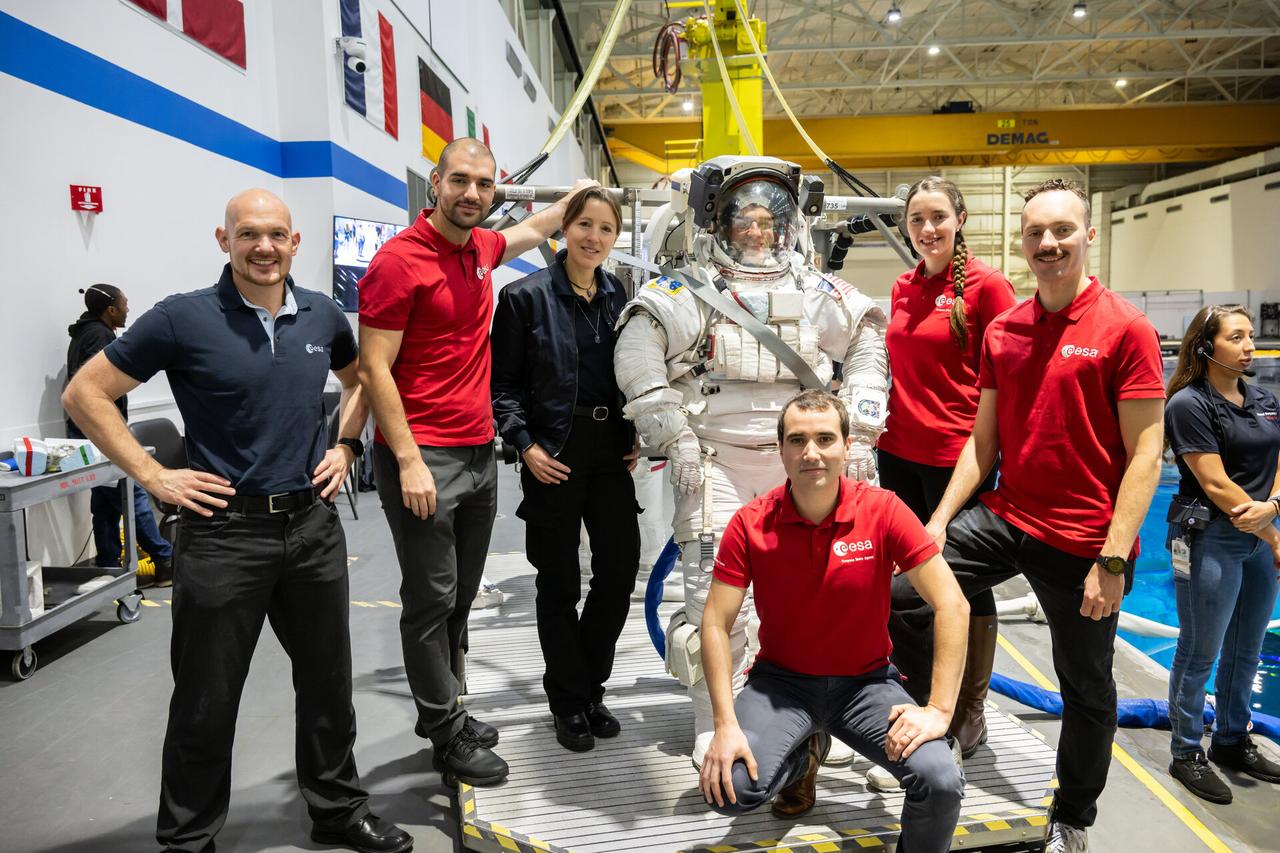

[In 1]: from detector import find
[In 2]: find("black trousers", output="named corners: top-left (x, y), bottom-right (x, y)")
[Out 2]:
top-left (157, 500), bottom-right (367, 853)
top-left (891, 502), bottom-right (1119, 829)
top-left (518, 417), bottom-right (641, 716)
top-left (373, 442), bottom-right (496, 746)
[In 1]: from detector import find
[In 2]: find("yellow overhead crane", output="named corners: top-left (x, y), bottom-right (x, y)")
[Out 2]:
top-left (608, 102), bottom-right (1280, 172)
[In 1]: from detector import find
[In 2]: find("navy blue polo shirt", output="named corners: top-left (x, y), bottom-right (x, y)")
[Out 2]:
top-left (105, 264), bottom-right (357, 495)
top-left (1166, 378), bottom-right (1280, 504)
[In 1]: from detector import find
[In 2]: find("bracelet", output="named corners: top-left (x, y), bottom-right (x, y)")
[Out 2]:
top-left (1271, 497), bottom-right (1280, 518)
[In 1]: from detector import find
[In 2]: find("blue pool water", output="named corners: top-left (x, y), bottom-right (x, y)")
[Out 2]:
top-left (1120, 467), bottom-right (1280, 718)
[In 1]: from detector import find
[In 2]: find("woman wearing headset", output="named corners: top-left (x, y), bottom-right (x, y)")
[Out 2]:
top-left (880, 177), bottom-right (1018, 764)
top-left (1164, 304), bottom-right (1280, 803)
top-left (491, 187), bottom-right (641, 753)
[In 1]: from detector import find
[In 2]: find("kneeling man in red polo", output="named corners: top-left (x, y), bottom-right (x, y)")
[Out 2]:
top-left (699, 389), bottom-right (970, 853)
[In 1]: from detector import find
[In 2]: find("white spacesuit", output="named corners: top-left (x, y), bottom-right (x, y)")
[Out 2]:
top-left (613, 156), bottom-right (889, 766)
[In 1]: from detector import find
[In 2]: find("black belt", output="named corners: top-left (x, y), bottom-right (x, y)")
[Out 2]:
top-left (223, 488), bottom-right (318, 515)
top-left (573, 404), bottom-right (616, 421)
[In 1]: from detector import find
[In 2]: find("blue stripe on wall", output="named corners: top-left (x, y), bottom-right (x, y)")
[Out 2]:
top-left (0, 11), bottom-right (407, 208)
top-left (505, 258), bottom-right (540, 275)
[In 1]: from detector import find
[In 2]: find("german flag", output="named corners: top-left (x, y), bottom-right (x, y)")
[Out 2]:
top-left (419, 59), bottom-right (453, 163)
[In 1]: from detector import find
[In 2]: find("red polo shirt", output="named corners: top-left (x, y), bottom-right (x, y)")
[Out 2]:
top-left (881, 255), bottom-right (1018, 466)
top-left (713, 478), bottom-right (938, 677)
top-left (359, 210), bottom-right (507, 446)
top-left (978, 278), bottom-right (1164, 557)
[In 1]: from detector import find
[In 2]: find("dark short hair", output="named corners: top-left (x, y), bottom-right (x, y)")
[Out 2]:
top-left (1022, 178), bottom-right (1091, 226)
top-left (80, 283), bottom-right (123, 315)
top-left (562, 186), bottom-right (622, 233)
top-left (437, 137), bottom-right (496, 177)
top-left (777, 389), bottom-right (849, 443)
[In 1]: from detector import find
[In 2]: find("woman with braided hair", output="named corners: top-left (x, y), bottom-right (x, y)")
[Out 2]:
top-left (878, 177), bottom-right (1017, 770)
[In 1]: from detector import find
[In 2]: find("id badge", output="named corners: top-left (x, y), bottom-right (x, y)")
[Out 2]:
top-left (1171, 535), bottom-right (1191, 580)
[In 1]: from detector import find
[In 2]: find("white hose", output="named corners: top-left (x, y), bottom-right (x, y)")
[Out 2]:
top-left (542, 0), bottom-right (633, 157)
top-left (997, 593), bottom-right (1280, 636)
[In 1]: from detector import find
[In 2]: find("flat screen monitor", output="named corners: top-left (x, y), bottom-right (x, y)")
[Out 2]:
top-left (332, 215), bottom-right (409, 312)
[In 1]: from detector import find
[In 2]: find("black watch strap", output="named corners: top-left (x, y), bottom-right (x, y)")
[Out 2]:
top-left (337, 437), bottom-right (364, 459)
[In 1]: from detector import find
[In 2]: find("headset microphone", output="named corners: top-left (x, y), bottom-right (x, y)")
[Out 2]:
top-left (1197, 344), bottom-right (1256, 377)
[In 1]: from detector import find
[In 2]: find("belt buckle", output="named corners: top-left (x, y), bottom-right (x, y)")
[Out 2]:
top-left (591, 406), bottom-right (609, 421)
top-left (267, 493), bottom-right (289, 513)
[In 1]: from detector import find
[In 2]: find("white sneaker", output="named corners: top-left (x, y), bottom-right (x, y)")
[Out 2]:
top-left (1045, 821), bottom-right (1089, 853)
top-left (824, 737), bottom-right (855, 766)
top-left (471, 582), bottom-right (506, 609)
top-left (865, 763), bottom-right (901, 791)
top-left (692, 730), bottom-right (713, 769)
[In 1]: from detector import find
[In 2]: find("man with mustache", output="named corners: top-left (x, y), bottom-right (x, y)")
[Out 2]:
top-left (892, 179), bottom-right (1166, 853)
top-left (358, 138), bottom-right (595, 785)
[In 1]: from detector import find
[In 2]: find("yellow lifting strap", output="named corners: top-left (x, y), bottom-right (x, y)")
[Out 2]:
top-left (700, 0), bottom-right (760, 156)
top-left (541, 0), bottom-right (634, 156)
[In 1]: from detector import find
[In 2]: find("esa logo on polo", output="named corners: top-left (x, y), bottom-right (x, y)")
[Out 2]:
top-left (305, 344), bottom-right (327, 355)
top-left (1060, 344), bottom-right (1099, 359)
top-left (934, 293), bottom-right (956, 310)
top-left (832, 538), bottom-right (875, 563)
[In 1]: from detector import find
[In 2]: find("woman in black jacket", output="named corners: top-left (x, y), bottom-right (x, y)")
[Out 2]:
top-left (491, 187), bottom-right (641, 753)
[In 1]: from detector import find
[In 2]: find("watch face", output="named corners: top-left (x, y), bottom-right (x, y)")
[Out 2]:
top-left (1100, 556), bottom-right (1127, 575)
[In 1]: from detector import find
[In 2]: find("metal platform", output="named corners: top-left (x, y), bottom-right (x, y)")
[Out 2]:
top-left (455, 555), bottom-right (1057, 853)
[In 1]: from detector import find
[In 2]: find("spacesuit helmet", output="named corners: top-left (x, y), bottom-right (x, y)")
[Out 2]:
top-left (686, 156), bottom-right (802, 279)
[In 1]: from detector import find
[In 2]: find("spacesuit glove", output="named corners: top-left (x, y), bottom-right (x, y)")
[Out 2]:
top-left (845, 440), bottom-right (877, 482)
top-left (664, 430), bottom-right (705, 495)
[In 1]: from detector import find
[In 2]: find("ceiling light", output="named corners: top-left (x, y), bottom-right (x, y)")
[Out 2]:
top-left (1072, 1), bottom-right (1087, 18)
top-left (886, 4), bottom-right (902, 23)
top-left (682, 98), bottom-right (694, 112)
top-left (1114, 78), bottom-right (1128, 88)
top-left (927, 44), bottom-right (941, 56)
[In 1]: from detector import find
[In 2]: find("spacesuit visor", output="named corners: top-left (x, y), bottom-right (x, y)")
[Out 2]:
top-left (714, 179), bottom-right (799, 270)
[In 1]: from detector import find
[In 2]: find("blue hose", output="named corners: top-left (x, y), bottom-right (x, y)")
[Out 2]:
top-left (644, 537), bottom-right (681, 659)
top-left (990, 672), bottom-right (1280, 744)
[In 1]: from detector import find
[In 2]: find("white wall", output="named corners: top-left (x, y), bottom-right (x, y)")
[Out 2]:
top-left (1, 0), bottom-right (588, 563)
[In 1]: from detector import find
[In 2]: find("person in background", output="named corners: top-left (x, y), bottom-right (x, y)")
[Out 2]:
top-left (358, 136), bottom-right (596, 786)
top-left (65, 283), bottom-right (173, 586)
top-left (880, 177), bottom-right (1018, 771)
top-left (491, 186), bottom-right (641, 753)
top-left (1163, 304), bottom-right (1280, 804)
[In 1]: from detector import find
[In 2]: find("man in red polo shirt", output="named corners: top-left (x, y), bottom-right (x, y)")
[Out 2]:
top-left (699, 390), bottom-right (969, 853)
top-left (897, 179), bottom-right (1165, 853)
top-left (358, 137), bottom-right (595, 786)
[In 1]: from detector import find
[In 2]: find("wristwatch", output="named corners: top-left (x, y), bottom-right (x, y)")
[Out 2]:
top-left (337, 437), bottom-right (365, 459)
top-left (1095, 555), bottom-right (1129, 576)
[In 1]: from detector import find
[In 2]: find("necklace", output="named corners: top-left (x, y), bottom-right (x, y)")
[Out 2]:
top-left (569, 278), bottom-right (596, 300)
top-left (575, 296), bottom-right (604, 344)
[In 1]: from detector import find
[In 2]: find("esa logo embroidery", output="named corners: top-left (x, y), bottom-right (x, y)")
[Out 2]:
top-left (833, 538), bottom-right (875, 562)
top-left (1259, 410), bottom-right (1279, 423)
top-left (857, 399), bottom-right (882, 420)
top-left (476, 265), bottom-right (491, 280)
top-left (935, 293), bottom-right (956, 310)
top-left (305, 344), bottom-right (327, 355)
top-left (1060, 344), bottom-right (1100, 359)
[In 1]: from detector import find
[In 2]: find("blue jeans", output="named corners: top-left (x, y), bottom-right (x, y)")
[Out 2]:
top-left (1168, 515), bottom-right (1279, 758)
top-left (91, 482), bottom-right (173, 567)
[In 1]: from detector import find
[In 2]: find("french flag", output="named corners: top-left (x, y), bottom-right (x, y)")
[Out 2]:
top-left (340, 0), bottom-right (398, 139)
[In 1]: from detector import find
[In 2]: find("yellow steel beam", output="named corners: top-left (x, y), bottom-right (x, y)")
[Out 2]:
top-left (605, 104), bottom-right (1280, 171)
top-left (608, 139), bottom-right (698, 173)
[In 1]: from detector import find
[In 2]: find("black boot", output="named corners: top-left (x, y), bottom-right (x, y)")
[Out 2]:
top-left (554, 712), bottom-right (595, 752)
top-left (433, 727), bottom-right (509, 786)
top-left (415, 715), bottom-right (498, 748)
top-left (1170, 752), bottom-right (1232, 804)
top-left (152, 556), bottom-right (173, 588)
top-left (1209, 736), bottom-right (1280, 783)
top-left (585, 701), bottom-right (621, 738)
top-left (311, 814), bottom-right (413, 853)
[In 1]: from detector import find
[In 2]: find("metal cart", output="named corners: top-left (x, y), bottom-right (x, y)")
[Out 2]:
top-left (0, 459), bottom-right (144, 680)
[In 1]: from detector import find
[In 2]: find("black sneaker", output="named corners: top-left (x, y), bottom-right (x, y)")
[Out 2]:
top-left (585, 701), bottom-right (621, 738)
top-left (1170, 752), bottom-right (1232, 804)
top-left (152, 557), bottom-right (173, 588)
top-left (432, 727), bottom-right (509, 786)
top-left (1209, 736), bottom-right (1280, 783)
top-left (415, 716), bottom-right (498, 748)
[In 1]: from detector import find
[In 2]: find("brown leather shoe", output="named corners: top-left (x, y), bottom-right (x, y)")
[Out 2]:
top-left (771, 732), bottom-right (831, 818)
top-left (949, 614), bottom-right (997, 757)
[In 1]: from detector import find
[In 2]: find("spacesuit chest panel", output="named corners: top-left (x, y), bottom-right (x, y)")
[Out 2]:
top-left (706, 285), bottom-right (828, 384)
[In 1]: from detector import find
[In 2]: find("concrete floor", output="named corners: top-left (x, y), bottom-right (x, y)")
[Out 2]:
top-left (1, 463), bottom-right (1277, 853)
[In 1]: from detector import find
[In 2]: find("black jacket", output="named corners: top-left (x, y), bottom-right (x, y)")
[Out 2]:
top-left (65, 312), bottom-right (125, 435)
top-left (491, 251), bottom-right (634, 458)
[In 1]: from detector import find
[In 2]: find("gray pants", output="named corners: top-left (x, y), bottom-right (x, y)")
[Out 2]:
top-left (714, 660), bottom-right (963, 853)
top-left (374, 443), bottom-right (497, 746)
